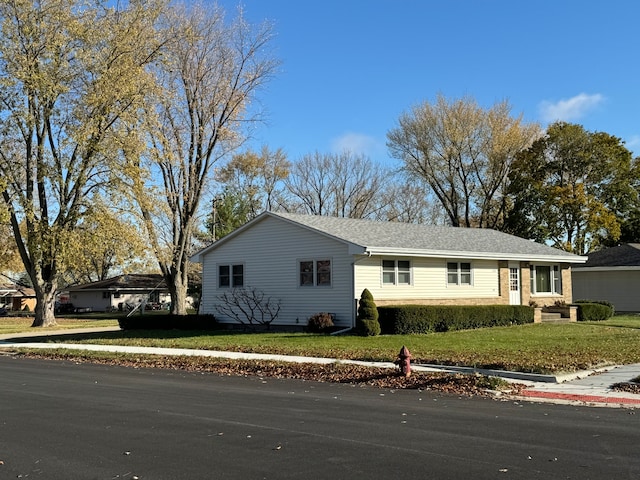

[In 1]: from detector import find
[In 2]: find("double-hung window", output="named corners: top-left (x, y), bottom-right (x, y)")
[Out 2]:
top-left (447, 262), bottom-right (472, 286)
top-left (219, 264), bottom-right (244, 288)
top-left (530, 264), bottom-right (561, 295)
top-left (299, 259), bottom-right (331, 287)
top-left (382, 260), bottom-right (411, 285)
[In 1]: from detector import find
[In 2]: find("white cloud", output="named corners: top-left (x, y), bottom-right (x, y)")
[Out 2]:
top-left (330, 132), bottom-right (384, 158)
top-left (626, 135), bottom-right (640, 154)
top-left (538, 93), bottom-right (605, 123)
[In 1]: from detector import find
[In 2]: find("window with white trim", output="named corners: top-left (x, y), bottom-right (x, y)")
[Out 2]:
top-left (382, 260), bottom-right (411, 285)
top-left (299, 259), bottom-right (331, 287)
top-left (530, 264), bottom-right (562, 295)
top-left (447, 262), bottom-right (472, 285)
top-left (219, 264), bottom-right (244, 288)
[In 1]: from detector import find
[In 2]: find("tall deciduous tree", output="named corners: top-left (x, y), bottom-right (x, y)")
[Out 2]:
top-left (62, 200), bottom-right (153, 285)
top-left (132, 3), bottom-right (277, 315)
top-left (0, 0), bottom-right (164, 326)
top-left (214, 146), bottom-right (290, 214)
top-left (505, 122), bottom-right (638, 254)
top-left (387, 94), bottom-right (540, 228)
top-left (285, 151), bottom-right (387, 219)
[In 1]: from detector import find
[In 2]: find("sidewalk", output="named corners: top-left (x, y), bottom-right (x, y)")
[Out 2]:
top-left (1, 327), bottom-right (639, 408)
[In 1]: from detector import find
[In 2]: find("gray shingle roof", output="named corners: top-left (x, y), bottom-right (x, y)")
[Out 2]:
top-left (580, 244), bottom-right (640, 267)
top-left (269, 212), bottom-right (585, 262)
top-left (69, 274), bottom-right (167, 291)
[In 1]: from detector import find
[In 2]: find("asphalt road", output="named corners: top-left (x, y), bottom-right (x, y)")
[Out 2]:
top-left (1, 356), bottom-right (639, 480)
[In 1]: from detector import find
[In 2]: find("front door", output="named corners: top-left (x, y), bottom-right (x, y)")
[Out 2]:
top-left (508, 263), bottom-right (521, 305)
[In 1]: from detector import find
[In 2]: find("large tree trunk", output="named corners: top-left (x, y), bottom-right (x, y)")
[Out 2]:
top-left (166, 266), bottom-right (189, 315)
top-left (31, 280), bottom-right (57, 327)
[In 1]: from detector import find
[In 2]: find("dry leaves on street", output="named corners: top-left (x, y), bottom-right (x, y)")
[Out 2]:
top-left (16, 350), bottom-right (525, 397)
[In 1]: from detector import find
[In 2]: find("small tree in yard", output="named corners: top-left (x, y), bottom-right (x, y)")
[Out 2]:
top-left (215, 287), bottom-right (281, 330)
top-left (357, 289), bottom-right (380, 336)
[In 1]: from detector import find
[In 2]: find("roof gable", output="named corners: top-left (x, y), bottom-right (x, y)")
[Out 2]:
top-left (581, 244), bottom-right (640, 267)
top-left (193, 212), bottom-right (586, 263)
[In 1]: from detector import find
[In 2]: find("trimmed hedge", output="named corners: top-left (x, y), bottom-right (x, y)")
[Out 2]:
top-left (378, 305), bottom-right (534, 335)
top-left (118, 314), bottom-right (218, 331)
top-left (574, 300), bottom-right (615, 321)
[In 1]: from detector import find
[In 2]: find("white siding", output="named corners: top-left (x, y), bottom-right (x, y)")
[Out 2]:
top-left (69, 291), bottom-right (107, 311)
top-left (572, 270), bottom-right (640, 312)
top-left (355, 255), bottom-right (500, 301)
top-left (200, 216), bottom-right (355, 327)
top-left (69, 291), bottom-right (172, 312)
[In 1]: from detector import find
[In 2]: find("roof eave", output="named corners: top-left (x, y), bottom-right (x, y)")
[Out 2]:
top-left (360, 247), bottom-right (587, 263)
top-left (573, 266), bottom-right (640, 271)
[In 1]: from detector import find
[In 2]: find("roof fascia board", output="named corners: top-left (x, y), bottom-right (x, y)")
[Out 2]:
top-left (573, 266), bottom-right (640, 272)
top-left (363, 247), bottom-right (587, 263)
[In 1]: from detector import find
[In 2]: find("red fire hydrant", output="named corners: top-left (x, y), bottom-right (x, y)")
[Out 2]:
top-left (395, 346), bottom-right (411, 377)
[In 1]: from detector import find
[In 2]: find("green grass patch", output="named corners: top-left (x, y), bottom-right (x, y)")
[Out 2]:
top-left (0, 316), bottom-right (119, 335)
top-left (4, 315), bottom-right (640, 375)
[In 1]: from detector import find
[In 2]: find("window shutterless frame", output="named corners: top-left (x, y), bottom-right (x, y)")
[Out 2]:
top-left (299, 259), bottom-right (331, 287)
top-left (218, 264), bottom-right (244, 288)
top-left (447, 261), bottom-right (472, 286)
top-left (382, 259), bottom-right (411, 285)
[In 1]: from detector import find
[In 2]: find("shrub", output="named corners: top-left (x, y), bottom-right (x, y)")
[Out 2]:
top-left (215, 287), bottom-right (281, 330)
top-left (359, 318), bottom-right (381, 336)
top-left (306, 312), bottom-right (334, 333)
top-left (378, 305), bottom-right (534, 334)
top-left (356, 288), bottom-right (380, 336)
top-left (574, 300), bottom-right (615, 321)
top-left (118, 314), bottom-right (218, 330)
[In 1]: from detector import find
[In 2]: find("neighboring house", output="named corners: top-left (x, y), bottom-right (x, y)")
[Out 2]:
top-left (191, 212), bottom-right (587, 328)
top-left (67, 274), bottom-right (172, 312)
top-left (0, 282), bottom-right (36, 312)
top-left (572, 243), bottom-right (640, 313)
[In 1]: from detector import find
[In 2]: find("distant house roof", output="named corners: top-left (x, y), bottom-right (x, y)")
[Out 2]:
top-left (193, 211), bottom-right (587, 263)
top-left (575, 244), bottom-right (640, 269)
top-left (0, 283), bottom-right (35, 298)
top-left (68, 274), bottom-right (167, 292)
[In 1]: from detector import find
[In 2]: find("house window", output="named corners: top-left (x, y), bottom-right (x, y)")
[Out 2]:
top-left (382, 260), bottom-right (411, 285)
top-left (102, 292), bottom-right (110, 299)
top-left (447, 262), bottom-right (472, 285)
top-left (219, 264), bottom-right (244, 288)
top-left (530, 264), bottom-right (562, 295)
top-left (299, 259), bottom-right (331, 287)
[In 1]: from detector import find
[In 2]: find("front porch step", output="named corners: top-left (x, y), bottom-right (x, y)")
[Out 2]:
top-left (540, 312), bottom-right (569, 323)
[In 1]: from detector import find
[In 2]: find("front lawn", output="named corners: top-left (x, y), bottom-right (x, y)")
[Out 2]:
top-left (12, 315), bottom-right (640, 375)
top-left (0, 316), bottom-right (119, 335)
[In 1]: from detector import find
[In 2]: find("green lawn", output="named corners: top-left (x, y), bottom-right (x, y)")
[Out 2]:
top-left (0, 316), bottom-right (119, 335)
top-left (5, 315), bottom-right (639, 375)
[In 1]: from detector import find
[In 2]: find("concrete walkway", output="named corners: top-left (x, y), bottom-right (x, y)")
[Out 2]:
top-left (1, 327), bottom-right (639, 408)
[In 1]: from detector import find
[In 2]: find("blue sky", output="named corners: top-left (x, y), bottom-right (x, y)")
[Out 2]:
top-left (219, 0), bottom-right (640, 165)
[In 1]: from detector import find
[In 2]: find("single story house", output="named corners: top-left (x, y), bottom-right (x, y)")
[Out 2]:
top-left (572, 243), bottom-right (640, 313)
top-left (0, 282), bottom-right (36, 312)
top-left (67, 274), bottom-right (171, 312)
top-left (191, 212), bottom-right (587, 328)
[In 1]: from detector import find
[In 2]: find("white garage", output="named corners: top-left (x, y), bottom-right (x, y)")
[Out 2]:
top-left (572, 244), bottom-right (640, 313)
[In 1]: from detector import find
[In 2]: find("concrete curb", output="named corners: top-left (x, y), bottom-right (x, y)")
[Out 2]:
top-left (1, 328), bottom-right (640, 409)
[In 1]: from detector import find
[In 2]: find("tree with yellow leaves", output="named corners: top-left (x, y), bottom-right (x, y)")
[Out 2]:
top-left (387, 94), bottom-right (540, 228)
top-left (0, 0), bottom-right (165, 326)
